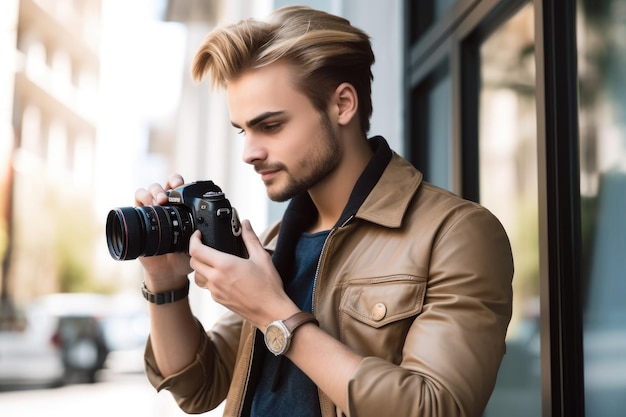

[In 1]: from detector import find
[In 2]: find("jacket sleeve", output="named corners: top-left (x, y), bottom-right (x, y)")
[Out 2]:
top-left (144, 310), bottom-right (243, 414)
top-left (346, 206), bottom-right (514, 417)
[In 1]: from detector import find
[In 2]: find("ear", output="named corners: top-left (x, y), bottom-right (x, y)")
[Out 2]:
top-left (332, 82), bottom-right (359, 127)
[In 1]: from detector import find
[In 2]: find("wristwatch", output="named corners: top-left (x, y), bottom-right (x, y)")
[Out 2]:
top-left (264, 311), bottom-right (318, 356)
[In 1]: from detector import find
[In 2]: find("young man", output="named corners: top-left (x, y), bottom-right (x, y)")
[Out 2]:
top-left (135, 6), bottom-right (513, 417)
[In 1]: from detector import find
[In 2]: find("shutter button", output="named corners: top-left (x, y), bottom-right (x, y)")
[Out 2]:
top-left (371, 303), bottom-right (387, 321)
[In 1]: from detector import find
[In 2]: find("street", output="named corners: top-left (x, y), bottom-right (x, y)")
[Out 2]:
top-left (0, 369), bottom-right (224, 417)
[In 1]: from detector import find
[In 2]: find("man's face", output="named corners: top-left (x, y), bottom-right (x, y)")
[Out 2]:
top-left (228, 62), bottom-right (341, 202)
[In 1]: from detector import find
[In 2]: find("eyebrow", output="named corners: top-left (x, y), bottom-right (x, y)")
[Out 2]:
top-left (231, 111), bottom-right (285, 129)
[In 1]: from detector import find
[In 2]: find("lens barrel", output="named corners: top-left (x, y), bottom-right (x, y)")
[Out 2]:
top-left (106, 205), bottom-right (194, 260)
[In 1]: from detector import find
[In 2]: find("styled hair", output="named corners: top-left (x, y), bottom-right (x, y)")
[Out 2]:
top-left (192, 6), bottom-right (375, 134)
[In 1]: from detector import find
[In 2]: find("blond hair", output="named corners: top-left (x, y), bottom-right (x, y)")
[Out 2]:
top-left (192, 6), bottom-right (375, 134)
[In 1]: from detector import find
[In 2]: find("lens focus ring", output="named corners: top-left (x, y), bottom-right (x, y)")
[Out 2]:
top-left (105, 205), bottom-right (194, 260)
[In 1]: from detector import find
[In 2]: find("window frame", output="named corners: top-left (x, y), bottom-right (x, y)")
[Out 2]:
top-left (403, 0), bottom-right (585, 415)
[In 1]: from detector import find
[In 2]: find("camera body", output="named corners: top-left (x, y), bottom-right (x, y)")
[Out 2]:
top-left (167, 180), bottom-right (246, 256)
top-left (106, 180), bottom-right (247, 261)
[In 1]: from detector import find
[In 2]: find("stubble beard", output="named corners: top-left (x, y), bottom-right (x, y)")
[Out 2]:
top-left (266, 112), bottom-right (341, 202)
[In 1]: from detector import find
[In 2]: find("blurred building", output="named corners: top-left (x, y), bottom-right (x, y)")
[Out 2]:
top-left (1, 0), bottom-right (102, 301)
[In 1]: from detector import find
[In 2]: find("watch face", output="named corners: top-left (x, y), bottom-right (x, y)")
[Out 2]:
top-left (265, 324), bottom-right (288, 355)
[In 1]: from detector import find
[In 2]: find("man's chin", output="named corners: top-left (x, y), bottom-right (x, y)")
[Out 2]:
top-left (266, 191), bottom-right (292, 203)
top-left (265, 183), bottom-right (300, 203)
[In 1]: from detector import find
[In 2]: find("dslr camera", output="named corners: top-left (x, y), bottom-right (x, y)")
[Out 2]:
top-left (106, 180), bottom-right (247, 261)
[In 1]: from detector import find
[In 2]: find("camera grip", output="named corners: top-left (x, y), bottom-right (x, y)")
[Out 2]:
top-left (196, 201), bottom-right (247, 258)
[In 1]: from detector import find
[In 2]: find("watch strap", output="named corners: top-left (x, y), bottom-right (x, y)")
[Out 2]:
top-left (141, 280), bottom-right (190, 305)
top-left (282, 311), bottom-right (318, 334)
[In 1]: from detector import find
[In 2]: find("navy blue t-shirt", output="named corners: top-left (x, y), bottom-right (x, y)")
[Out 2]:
top-left (249, 230), bottom-right (329, 417)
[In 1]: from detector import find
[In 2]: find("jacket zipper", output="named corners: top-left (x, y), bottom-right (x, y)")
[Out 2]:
top-left (238, 215), bottom-right (354, 416)
top-left (310, 215), bottom-right (353, 417)
top-left (312, 215), bottom-right (354, 314)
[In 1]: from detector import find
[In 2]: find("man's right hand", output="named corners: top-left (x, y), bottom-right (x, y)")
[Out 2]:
top-left (134, 174), bottom-right (193, 292)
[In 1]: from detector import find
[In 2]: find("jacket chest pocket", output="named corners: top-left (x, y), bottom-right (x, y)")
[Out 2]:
top-left (338, 277), bottom-right (426, 363)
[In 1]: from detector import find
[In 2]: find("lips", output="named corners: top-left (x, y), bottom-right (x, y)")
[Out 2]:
top-left (258, 169), bottom-right (280, 182)
top-left (255, 164), bottom-right (282, 182)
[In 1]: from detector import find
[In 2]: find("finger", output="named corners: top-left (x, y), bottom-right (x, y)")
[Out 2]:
top-left (189, 230), bottom-right (205, 258)
top-left (193, 270), bottom-right (208, 289)
top-left (134, 188), bottom-right (153, 207)
top-left (189, 230), bottom-right (203, 250)
top-left (165, 174), bottom-right (185, 189)
top-left (147, 182), bottom-right (168, 205)
top-left (240, 220), bottom-right (264, 258)
top-left (189, 230), bottom-right (220, 266)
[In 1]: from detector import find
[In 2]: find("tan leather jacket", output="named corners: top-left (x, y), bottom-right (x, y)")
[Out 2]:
top-left (145, 137), bottom-right (514, 417)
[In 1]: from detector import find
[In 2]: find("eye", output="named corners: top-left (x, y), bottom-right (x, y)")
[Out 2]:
top-left (262, 122), bottom-right (282, 132)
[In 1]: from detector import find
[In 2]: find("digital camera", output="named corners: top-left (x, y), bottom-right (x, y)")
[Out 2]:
top-left (106, 180), bottom-right (247, 261)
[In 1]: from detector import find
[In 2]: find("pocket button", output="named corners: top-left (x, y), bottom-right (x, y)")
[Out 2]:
top-left (371, 303), bottom-right (387, 321)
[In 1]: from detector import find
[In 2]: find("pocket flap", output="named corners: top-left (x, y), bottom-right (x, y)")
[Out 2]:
top-left (339, 277), bottom-right (426, 328)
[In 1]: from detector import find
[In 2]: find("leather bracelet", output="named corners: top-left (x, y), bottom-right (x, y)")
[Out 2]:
top-left (141, 280), bottom-right (190, 305)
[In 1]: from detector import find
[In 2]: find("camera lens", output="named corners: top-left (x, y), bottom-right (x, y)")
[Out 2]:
top-left (106, 205), bottom-right (194, 260)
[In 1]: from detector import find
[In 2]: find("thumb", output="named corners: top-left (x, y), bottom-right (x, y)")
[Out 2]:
top-left (240, 219), bottom-right (263, 256)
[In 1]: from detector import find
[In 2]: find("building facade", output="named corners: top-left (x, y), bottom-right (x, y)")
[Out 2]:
top-left (1, 0), bottom-right (102, 300)
top-left (404, 0), bottom-right (625, 416)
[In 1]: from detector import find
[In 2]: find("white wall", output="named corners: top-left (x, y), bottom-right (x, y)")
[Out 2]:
top-left (341, 0), bottom-right (404, 154)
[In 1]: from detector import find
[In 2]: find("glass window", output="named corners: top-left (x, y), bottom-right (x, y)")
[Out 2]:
top-left (410, 61), bottom-right (452, 189)
top-left (578, 1), bottom-right (626, 416)
top-left (409, 0), bottom-right (458, 42)
top-left (476, 3), bottom-right (541, 416)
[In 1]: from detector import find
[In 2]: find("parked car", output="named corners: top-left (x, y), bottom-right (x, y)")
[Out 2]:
top-left (36, 293), bottom-right (111, 383)
top-left (0, 292), bottom-right (149, 389)
top-left (0, 300), bottom-right (65, 388)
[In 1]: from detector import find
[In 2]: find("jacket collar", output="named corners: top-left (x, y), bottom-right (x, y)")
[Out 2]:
top-left (356, 142), bottom-right (423, 228)
top-left (272, 136), bottom-right (423, 277)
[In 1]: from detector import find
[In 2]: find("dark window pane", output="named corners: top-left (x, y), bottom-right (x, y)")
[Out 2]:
top-left (477, 4), bottom-right (541, 416)
top-left (578, 1), bottom-right (626, 415)
top-left (409, 61), bottom-right (451, 189)
top-left (408, 0), bottom-right (457, 43)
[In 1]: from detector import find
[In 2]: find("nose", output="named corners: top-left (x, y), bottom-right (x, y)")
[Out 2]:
top-left (242, 133), bottom-right (267, 165)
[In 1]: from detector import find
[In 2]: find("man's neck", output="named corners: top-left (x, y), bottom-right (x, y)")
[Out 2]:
top-left (306, 139), bottom-right (373, 233)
